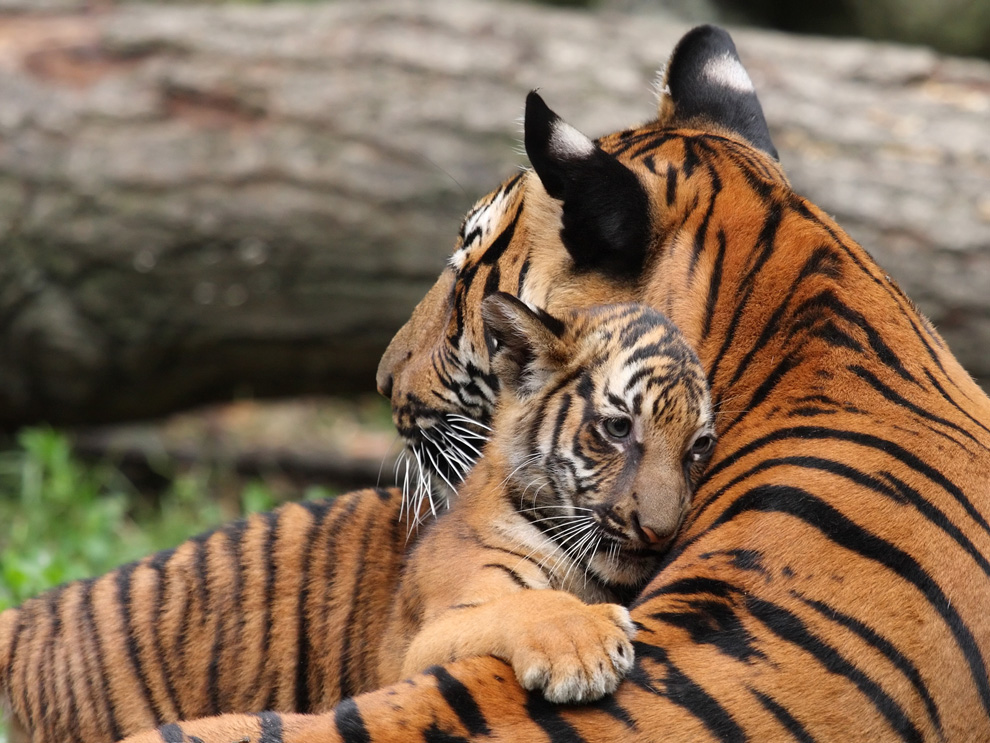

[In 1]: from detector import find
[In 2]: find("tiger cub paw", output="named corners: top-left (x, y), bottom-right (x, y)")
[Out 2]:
top-left (509, 601), bottom-right (636, 704)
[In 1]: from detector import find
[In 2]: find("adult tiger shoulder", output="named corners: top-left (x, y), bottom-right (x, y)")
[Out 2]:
top-left (121, 23), bottom-right (990, 743)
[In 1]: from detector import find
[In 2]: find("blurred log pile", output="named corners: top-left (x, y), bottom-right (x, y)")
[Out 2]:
top-left (0, 0), bottom-right (988, 429)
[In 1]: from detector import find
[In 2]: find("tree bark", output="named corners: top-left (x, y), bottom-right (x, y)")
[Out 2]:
top-left (0, 1), bottom-right (988, 429)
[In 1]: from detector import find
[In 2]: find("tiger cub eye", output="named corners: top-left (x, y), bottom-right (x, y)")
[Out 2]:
top-left (603, 417), bottom-right (632, 439)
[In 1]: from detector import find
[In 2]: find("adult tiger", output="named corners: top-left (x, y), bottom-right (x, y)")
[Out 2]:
top-left (41, 22), bottom-right (990, 743)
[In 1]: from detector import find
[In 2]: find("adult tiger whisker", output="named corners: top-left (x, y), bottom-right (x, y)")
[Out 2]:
top-left (377, 433), bottom-right (404, 490)
top-left (446, 413), bottom-right (492, 432)
top-left (421, 429), bottom-right (459, 496)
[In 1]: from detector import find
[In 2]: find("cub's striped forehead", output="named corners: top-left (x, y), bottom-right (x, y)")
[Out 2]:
top-left (561, 304), bottom-right (697, 364)
top-left (448, 174), bottom-right (525, 272)
top-left (560, 303), bottom-right (710, 419)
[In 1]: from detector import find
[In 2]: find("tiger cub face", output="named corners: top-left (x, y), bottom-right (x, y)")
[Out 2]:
top-left (479, 293), bottom-right (715, 593)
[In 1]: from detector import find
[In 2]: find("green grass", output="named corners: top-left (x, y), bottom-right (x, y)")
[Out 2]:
top-left (0, 427), bottom-right (338, 743)
top-left (0, 427), bottom-right (285, 611)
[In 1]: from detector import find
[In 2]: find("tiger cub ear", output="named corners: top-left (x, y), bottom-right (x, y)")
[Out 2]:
top-left (481, 292), bottom-right (567, 396)
top-left (524, 92), bottom-right (650, 279)
top-left (657, 24), bottom-right (778, 159)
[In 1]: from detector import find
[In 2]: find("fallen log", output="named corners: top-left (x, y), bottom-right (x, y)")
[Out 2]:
top-left (0, 1), bottom-right (987, 428)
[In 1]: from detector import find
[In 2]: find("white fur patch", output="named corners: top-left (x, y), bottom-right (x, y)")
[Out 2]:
top-left (448, 182), bottom-right (520, 271)
top-left (549, 120), bottom-right (595, 159)
top-left (702, 53), bottom-right (754, 93)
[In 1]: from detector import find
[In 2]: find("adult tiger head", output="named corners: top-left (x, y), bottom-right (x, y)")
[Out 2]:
top-left (377, 25), bottom-right (786, 510)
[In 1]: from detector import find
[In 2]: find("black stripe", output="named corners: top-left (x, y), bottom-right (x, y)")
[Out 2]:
top-left (69, 585), bottom-right (114, 741)
top-left (52, 588), bottom-right (83, 743)
top-left (219, 518), bottom-right (247, 714)
top-left (688, 194), bottom-right (714, 277)
top-left (811, 319), bottom-right (864, 351)
top-left (687, 454), bottom-right (990, 584)
top-left (116, 563), bottom-right (165, 722)
top-left (39, 598), bottom-right (60, 743)
top-left (194, 534), bottom-right (222, 717)
top-left (257, 711), bottom-right (284, 743)
top-left (788, 196), bottom-right (950, 381)
top-left (652, 597), bottom-right (765, 663)
top-left (176, 535), bottom-right (210, 707)
top-left (294, 516), bottom-right (319, 713)
top-left (426, 666), bottom-right (491, 736)
top-left (424, 723), bottom-right (471, 743)
top-left (732, 352), bottom-right (803, 427)
top-left (707, 201), bottom-right (783, 386)
top-left (701, 229), bottom-right (727, 341)
top-left (525, 693), bottom-right (588, 743)
top-left (792, 289), bottom-right (917, 385)
top-left (797, 593), bottom-right (942, 734)
top-left (681, 138), bottom-right (700, 178)
top-left (715, 484), bottom-right (990, 718)
top-left (633, 641), bottom-right (746, 743)
top-left (146, 549), bottom-right (183, 719)
top-left (702, 425), bottom-right (990, 538)
top-left (924, 369), bottom-right (990, 441)
top-left (585, 693), bottom-right (637, 730)
top-left (313, 496), bottom-right (362, 702)
top-left (478, 210), bottom-right (518, 266)
top-left (637, 576), bottom-right (740, 606)
top-left (259, 511), bottom-right (279, 708)
top-left (334, 697), bottom-right (371, 743)
top-left (747, 595), bottom-right (923, 743)
top-left (665, 162), bottom-right (678, 206)
top-left (483, 263), bottom-right (501, 299)
top-left (725, 244), bottom-right (840, 397)
top-left (750, 689), bottom-right (817, 743)
top-left (339, 497), bottom-right (376, 699)
top-left (80, 579), bottom-right (123, 742)
top-left (480, 563), bottom-right (532, 590)
top-left (619, 130), bottom-right (675, 160)
top-left (516, 256), bottom-right (531, 294)
top-left (849, 364), bottom-right (979, 446)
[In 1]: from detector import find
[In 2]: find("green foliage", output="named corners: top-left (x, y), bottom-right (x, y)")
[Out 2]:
top-left (0, 428), bottom-right (282, 611)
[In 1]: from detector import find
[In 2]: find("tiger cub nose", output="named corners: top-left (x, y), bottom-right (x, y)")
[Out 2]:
top-left (640, 525), bottom-right (662, 545)
top-left (631, 512), bottom-right (665, 545)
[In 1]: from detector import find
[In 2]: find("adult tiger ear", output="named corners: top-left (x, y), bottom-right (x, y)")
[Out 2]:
top-left (481, 292), bottom-right (566, 397)
top-left (524, 91), bottom-right (651, 279)
top-left (658, 24), bottom-right (778, 160)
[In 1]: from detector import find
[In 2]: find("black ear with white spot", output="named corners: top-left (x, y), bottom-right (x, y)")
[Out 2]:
top-left (524, 92), bottom-right (651, 279)
top-left (481, 292), bottom-right (566, 396)
top-left (659, 25), bottom-right (777, 159)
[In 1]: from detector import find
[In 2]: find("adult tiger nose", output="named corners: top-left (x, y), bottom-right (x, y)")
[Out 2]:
top-left (376, 370), bottom-right (394, 399)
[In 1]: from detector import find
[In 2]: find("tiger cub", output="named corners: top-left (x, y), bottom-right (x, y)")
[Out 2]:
top-left (377, 293), bottom-right (715, 703)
